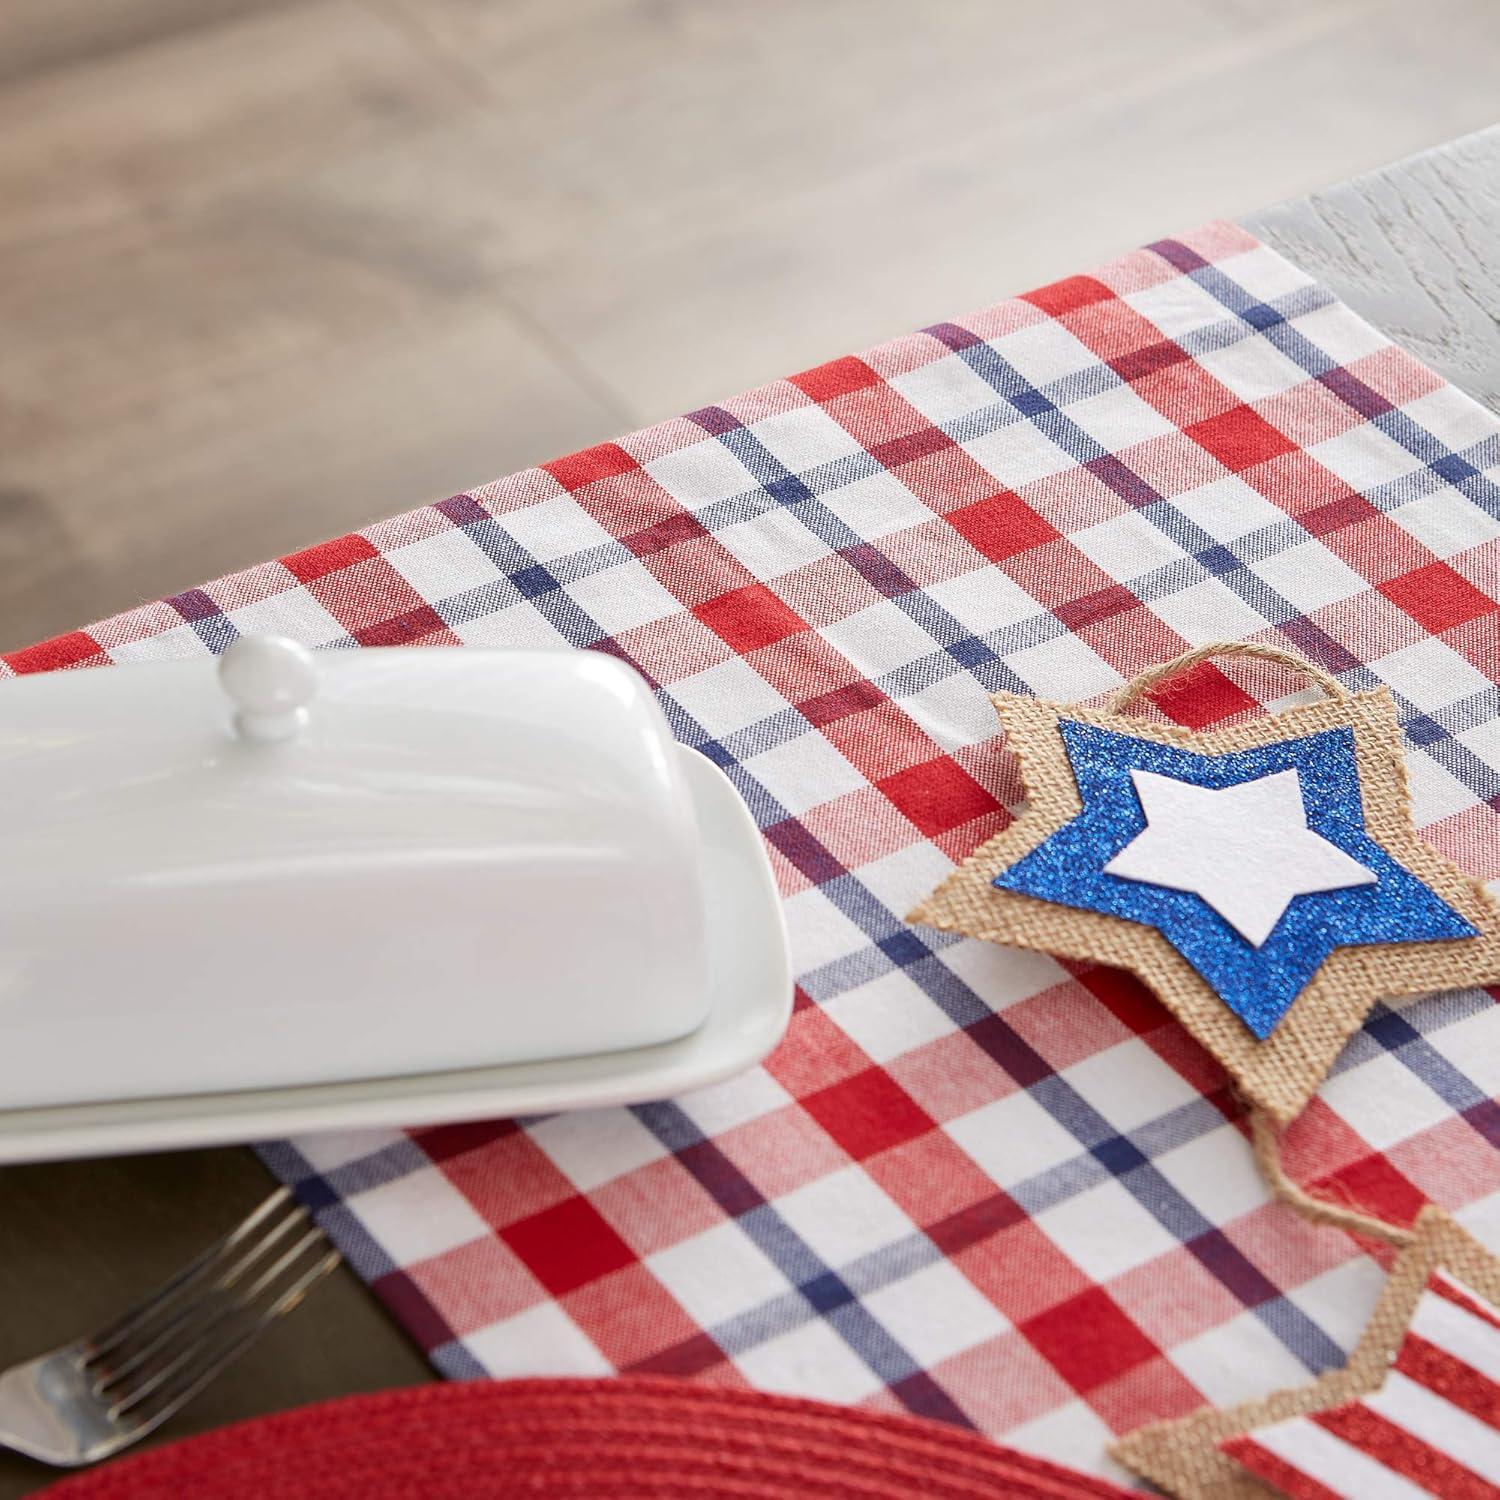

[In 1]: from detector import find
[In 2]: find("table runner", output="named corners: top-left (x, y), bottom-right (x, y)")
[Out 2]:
top-left (11, 220), bottom-right (1500, 1480)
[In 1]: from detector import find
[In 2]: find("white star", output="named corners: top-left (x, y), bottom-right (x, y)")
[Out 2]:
top-left (1103, 767), bottom-right (1376, 947)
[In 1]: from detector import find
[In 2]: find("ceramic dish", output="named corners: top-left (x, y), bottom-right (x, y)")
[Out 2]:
top-left (0, 749), bottom-right (791, 1163)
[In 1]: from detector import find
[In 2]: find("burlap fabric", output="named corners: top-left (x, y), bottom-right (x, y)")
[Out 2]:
top-left (909, 646), bottom-right (1500, 1124)
top-left (1110, 1207), bottom-right (1498, 1496)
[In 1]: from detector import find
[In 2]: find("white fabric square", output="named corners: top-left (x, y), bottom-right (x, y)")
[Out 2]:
top-left (565, 560), bottom-right (684, 633)
top-left (1061, 1041), bottom-right (1203, 1136)
top-left (109, 623), bottom-right (212, 662)
top-left (645, 438), bottom-right (757, 510)
top-left (1173, 1309), bottom-right (1314, 1406)
top-left (1195, 340), bottom-right (1310, 403)
top-left (946, 1089), bottom-right (1082, 1187)
top-left (742, 731), bottom-right (866, 816)
top-left (1285, 1258), bottom-right (1388, 1353)
top-left (669, 656), bottom-right (789, 735)
top-left (1433, 1011), bottom-right (1500, 1101)
top-left (855, 840), bottom-right (958, 916)
top-left (749, 406), bottom-right (865, 472)
top-left (385, 529), bottom-right (501, 600)
top-left (1217, 245), bottom-right (1316, 303)
top-left (1004, 633), bottom-right (1120, 699)
top-left (821, 600), bottom-right (941, 678)
top-left (1170, 476), bottom-right (1288, 544)
top-left (225, 590), bottom-right (347, 646)
top-left (862, 1260), bottom-right (1011, 1366)
top-left (822, 970), bottom-right (956, 1065)
top-left (962, 419), bottom-right (1077, 489)
top-left (1065, 384), bottom-right (1176, 451)
top-left (678, 1068), bottom-right (795, 1136)
top-left (1371, 637), bottom-right (1492, 712)
top-left (1287, 301), bottom-right (1390, 368)
top-left (1404, 748), bottom-right (1481, 825)
top-left (498, 494), bottom-right (615, 563)
top-left (647, 1221), bottom-right (789, 1328)
top-left (1459, 1190), bottom-right (1500, 1249)
top-left (1034, 1177), bottom-right (1181, 1280)
top-left (1127, 277), bottom-right (1236, 341)
top-left (1390, 490), bottom-right (1500, 559)
top-left (940, 940), bottom-right (1070, 1011)
top-left (734, 1318), bottom-right (886, 1403)
top-left (449, 601), bottom-right (570, 648)
top-left (295, 1129), bottom-right (408, 1174)
top-left (892, 356), bottom-right (1005, 424)
top-left (1153, 1127), bottom-right (1269, 1225)
top-left (715, 508), bottom-right (833, 579)
top-left (1461, 717), bottom-right (1500, 775)
top-left (774, 1165), bottom-right (913, 1266)
top-left (901, 670), bottom-right (1007, 752)
top-left (1151, 576), bottom-right (1269, 645)
top-left (1002, 1401), bottom-right (1118, 1471)
top-left (1307, 427), bottom-right (1426, 490)
top-left (991, 322), bottom-right (1099, 386)
top-left (346, 1171), bottom-right (490, 1264)
top-left (819, 471), bottom-right (935, 541)
top-left (527, 1108), bottom-right (667, 1192)
top-left (925, 565), bottom-right (1043, 634)
top-left (1252, 541), bottom-right (1368, 612)
top-left (1320, 1050), bottom-right (1450, 1151)
top-left (1405, 386), bottom-right (1500, 452)
top-left (781, 887), bottom-right (871, 973)
top-left (1069, 509), bottom-right (1185, 581)
top-left (466, 1302), bottom-right (612, 1378)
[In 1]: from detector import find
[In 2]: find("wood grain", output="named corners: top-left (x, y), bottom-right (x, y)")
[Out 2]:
top-left (1247, 125), bottom-right (1500, 413)
top-left (4, 0), bottom-right (1500, 650)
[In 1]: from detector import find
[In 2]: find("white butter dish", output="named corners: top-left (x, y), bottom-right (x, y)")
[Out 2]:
top-left (0, 639), bottom-right (787, 1134)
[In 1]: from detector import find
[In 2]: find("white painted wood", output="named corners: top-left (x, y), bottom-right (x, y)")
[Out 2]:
top-left (1245, 126), bottom-right (1500, 413)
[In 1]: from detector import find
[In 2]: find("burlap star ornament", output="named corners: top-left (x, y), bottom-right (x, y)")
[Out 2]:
top-left (1113, 1206), bottom-right (1500, 1497)
top-left (909, 643), bottom-right (1500, 1124)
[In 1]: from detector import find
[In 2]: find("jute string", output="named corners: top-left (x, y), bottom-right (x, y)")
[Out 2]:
top-left (1249, 1108), bottom-right (1415, 1247)
top-left (1107, 640), bottom-right (1346, 716)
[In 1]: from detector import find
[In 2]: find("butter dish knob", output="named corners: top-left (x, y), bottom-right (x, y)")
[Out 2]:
top-left (219, 634), bottom-right (318, 743)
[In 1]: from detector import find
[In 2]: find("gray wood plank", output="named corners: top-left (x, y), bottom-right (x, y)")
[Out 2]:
top-left (1245, 125), bottom-right (1500, 413)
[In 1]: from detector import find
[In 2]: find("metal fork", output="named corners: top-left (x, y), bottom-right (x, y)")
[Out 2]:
top-left (0, 1186), bottom-right (340, 1466)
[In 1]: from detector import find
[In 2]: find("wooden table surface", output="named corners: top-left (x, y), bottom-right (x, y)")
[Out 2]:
top-left (2, 129), bottom-right (1497, 1498)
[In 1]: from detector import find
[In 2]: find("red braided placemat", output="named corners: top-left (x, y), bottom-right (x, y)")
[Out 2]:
top-left (37, 1377), bottom-right (1132, 1498)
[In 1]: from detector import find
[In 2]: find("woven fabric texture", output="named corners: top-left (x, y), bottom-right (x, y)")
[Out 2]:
top-left (10, 221), bottom-right (1500, 1480)
top-left (35, 1377), bottom-right (1133, 1500)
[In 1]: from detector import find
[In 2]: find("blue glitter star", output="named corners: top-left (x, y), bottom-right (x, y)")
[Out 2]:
top-left (994, 721), bottom-right (1478, 1038)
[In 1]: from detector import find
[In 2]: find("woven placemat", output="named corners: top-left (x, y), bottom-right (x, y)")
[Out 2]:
top-left (36, 1376), bottom-right (1134, 1500)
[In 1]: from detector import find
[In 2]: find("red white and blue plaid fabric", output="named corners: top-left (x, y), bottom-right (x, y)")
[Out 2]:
top-left (10, 221), bottom-right (1500, 1480)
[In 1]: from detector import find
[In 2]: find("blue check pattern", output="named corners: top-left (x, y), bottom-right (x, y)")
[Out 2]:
top-left (15, 221), bottom-right (1500, 1479)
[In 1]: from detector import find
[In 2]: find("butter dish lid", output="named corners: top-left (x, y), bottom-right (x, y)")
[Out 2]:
top-left (0, 638), bottom-right (711, 1110)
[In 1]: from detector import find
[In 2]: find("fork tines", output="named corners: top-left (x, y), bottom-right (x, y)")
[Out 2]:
top-left (80, 1186), bottom-right (340, 1429)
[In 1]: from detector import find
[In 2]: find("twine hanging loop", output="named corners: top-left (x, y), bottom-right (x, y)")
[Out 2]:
top-left (1107, 640), bottom-right (1346, 717)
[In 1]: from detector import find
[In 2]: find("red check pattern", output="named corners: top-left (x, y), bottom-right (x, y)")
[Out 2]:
top-left (11, 222), bottom-right (1500, 1481)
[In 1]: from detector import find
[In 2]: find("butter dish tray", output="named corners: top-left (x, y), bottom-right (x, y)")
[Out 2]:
top-left (0, 640), bottom-right (792, 1162)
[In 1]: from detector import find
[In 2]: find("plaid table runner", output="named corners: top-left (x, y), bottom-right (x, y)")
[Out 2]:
top-left (12, 220), bottom-right (1500, 1480)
